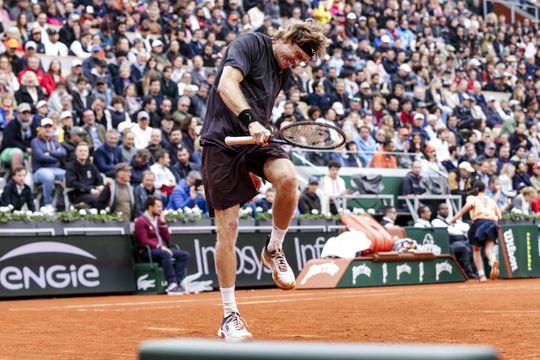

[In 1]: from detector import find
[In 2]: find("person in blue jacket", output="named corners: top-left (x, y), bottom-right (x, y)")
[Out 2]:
top-left (31, 117), bottom-right (67, 206)
top-left (93, 129), bottom-right (124, 177)
top-left (167, 170), bottom-right (208, 214)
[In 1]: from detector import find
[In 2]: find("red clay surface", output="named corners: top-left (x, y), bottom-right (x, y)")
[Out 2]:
top-left (1, 278), bottom-right (539, 360)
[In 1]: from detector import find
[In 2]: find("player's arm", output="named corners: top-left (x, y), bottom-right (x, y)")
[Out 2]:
top-left (217, 66), bottom-right (270, 145)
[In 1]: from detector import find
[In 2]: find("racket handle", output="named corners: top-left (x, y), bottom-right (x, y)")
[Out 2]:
top-left (225, 136), bottom-right (256, 146)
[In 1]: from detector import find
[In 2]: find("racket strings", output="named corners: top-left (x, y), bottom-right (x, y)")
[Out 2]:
top-left (281, 123), bottom-right (345, 149)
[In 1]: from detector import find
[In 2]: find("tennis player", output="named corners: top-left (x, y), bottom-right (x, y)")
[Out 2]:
top-left (200, 21), bottom-right (328, 342)
top-left (449, 182), bottom-right (501, 282)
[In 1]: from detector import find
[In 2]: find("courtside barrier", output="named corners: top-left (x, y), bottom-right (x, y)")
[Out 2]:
top-left (296, 253), bottom-right (467, 289)
top-left (0, 235), bottom-right (135, 298)
top-left (498, 223), bottom-right (540, 278)
top-left (138, 338), bottom-right (499, 360)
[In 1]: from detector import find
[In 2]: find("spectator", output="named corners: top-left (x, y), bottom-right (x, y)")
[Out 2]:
top-left (0, 102), bottom-right (36, 168)
top-left (531, 163), bottom-right (540, 192)
top-left (93, 129), bottom-right (124, 177)
top-left (134, 196), bottom-right (190, 294)
top-left (498, 163), bottom-right (517, 199)
top-left (370, 141), bottom-right (397, 168)
top-left (97, 162), bottom-right (134, 220)
top-left (414, 205), bottom-right (432, 228)
top-left (146, 128), bottom-right (164, 163)
top-left (0, 165), bottom-right (34, 211)
top-left (81, 108), bottom-right (106, 153)
top-left (431, 202), bottom-right (475, 279)
top-left (510, 187), bottom-right (538, 216)
top-left (150, 149), bottom-right (176, 198)
top-left (298, 176), bottom-right (322, 215)
top-left (65, 142), bottom-right (104, 209)
top-left (341, 141), bottom-right (363, 168)
top-left (513, 162), bottom-right (532, 190)
top-left (448, 161), bottom-right (476, 199)
top-left (255, 188), bottom-right (275, 213)
top-left (401, 160), bottom-right (424, 196)
top-left (15, 70), bottom-right (44, 106)
top-left (31, 117), bottom-right (66, 207)
top-left (320, 161), bottom-right (350, 215)
top-left (121, 130), bottom-right (137, 163)
top-left (62, 126), bottom-right (86, 164)
top-left (171, 146), bottom-right (200, 182)
top-left (122, 145), bottom-right (146, 184)
top-left (167, 170), bottom-right (208, 214)
top-left (134, 171), bottom-right (161, 218)
top-left (380, 206), bottom-right (397, 227)
top-left (131, 111), bottom-right (153, 149)
top-left (356, 125), bottom-right (377, 166)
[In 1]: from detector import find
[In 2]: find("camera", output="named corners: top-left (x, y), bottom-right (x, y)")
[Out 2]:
top-left (194, 179), bottom-right (203, 188)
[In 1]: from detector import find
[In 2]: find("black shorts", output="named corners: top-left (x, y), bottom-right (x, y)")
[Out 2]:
top-left (202, 143), bottom-right (289, 216)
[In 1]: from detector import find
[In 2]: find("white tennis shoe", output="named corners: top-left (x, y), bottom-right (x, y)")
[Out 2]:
top-left (217, 312), bottom-right (253, 342)
top-left (261, 239), bottom-right (296, 290)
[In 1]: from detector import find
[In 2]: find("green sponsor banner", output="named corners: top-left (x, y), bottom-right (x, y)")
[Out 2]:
top-left (498, 224), bottom-right (540, 279)
top-left (338, 256), bottom-right (466, 288)
top-left (404, 228), bottom-right (451, 255)
top-left (0, 235), bottom-right (135, 298)
top-left (170, 232), bottom-right (331, 288)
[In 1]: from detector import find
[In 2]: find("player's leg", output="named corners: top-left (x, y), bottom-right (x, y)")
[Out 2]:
top-left (484, 239), bottom-right (499, 279)
top-left (214, 205), bottom-right (252, 342)
top-left (261, 157), bottom-right (297, 290)
top-left (471, 244), bottom-right (486, 281)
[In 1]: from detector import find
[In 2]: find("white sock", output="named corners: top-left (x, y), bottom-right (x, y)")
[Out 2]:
top-left (220, 286), bottom-right (238, 317)
top-left (477, 270), bottom-right (485, 278)
top-left (268, 226), bottom-right (288, 252)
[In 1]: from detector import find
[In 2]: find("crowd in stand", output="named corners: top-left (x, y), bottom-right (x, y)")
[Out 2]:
top-left (0, 0), bottom-right (538, 219)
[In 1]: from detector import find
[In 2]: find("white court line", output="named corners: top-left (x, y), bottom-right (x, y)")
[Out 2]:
top-left (73, 292), bottom-right (403, 312)
top-left (6, 280), bottom-right (540, 312)
top-left (5, 289), bottom-right (404, 311)
top-left (146, 326), bottom-right (189, 332)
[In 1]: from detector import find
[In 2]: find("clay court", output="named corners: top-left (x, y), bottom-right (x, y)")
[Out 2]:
top-left (1, 278), bottom-right (539, 360)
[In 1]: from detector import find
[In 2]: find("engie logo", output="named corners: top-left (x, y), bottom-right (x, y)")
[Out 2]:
top-left (0, 242), bottom-right (101, 290)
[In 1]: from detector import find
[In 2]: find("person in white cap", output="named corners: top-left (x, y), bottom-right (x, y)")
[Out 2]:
top-left (131, 111), bottom-right (154, 149)
top-left (31, 117), bottom-right (67, 207)
top-left (66, 59), bottom-right (84, 91)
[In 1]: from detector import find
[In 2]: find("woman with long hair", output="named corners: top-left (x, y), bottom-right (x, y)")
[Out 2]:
top-left (450, 182), bottom-right (501, 282)
top-left (46, 58), bottom-right (65, 85)
top-left (16, 12), bottom-right (29, 43)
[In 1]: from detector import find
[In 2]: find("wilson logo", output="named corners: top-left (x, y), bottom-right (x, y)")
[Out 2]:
top-left (0, 242), bottom-right (100, 290)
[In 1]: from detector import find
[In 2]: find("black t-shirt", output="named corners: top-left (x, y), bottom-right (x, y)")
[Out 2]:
top-left (200, 32), bottom-right (290, 148)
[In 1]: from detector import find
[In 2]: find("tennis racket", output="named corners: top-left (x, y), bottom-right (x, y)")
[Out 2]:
top-left (225, 121), bottom-right (347, 150)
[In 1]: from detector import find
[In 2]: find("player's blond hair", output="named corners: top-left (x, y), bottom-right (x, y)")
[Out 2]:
top-left (274, 21), bottom-right (329, 58)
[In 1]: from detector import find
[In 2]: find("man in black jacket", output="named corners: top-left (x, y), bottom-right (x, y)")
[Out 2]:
top-left (65, 142), bottom-right (104, 208)
top-left (401, 161), bottom-right (425, 196)
top-left (0, 166), bottom-right (35, 211)
top-left (298, 176), bottom-right (322, 214)
top-left (171, 146), bottom-right (200, 182)
top-left (0, 103), bottom-right (36, 169)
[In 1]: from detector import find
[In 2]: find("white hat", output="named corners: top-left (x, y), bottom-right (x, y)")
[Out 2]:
top-left (332, 102), bottom-right (344, 116)
top-left (24, 41), bottom-right (37, 50)
top-left (346, 12), bottom-right (357, 20)
top-left (118, 121), bottom-right (135, 133)
top-left (152, 39), bottom-right (163, 48)
top-left (381, 35), bottom-right (391, 43)
top-left (469, 58), bottom-right (481, 67)
top-left (399, 63), bottom-right (412, 72)
top-left (36, 100), bottom-right (48, 109)
top-left (413, 113), bottom-right (424, 121)
top-left (72, 59), bottom-right (82, 67)
top-left (86, 5), bottom-right (94, 14)
top-left (487, 96), bottom-right (496, 102)
top-left (41, 118), bottom-right (54, 127)
top-left (60, 111), bottom-right (72, 120)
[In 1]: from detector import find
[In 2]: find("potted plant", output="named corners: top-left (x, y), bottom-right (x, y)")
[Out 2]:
top-left (297, 210), bottom-right (339, 232)
top-left (165, 207), bottom-right (213, 234)
top-left (238, 206), bottom-right (256, 232)
top-left (0, 206), bottom-right (37, 235)
top-left (500, 211), bottom-right (536, 225)
top-left (83, 208), bottom-right (127, 235)
top-left (255, 208), bottom-right (273, 232)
